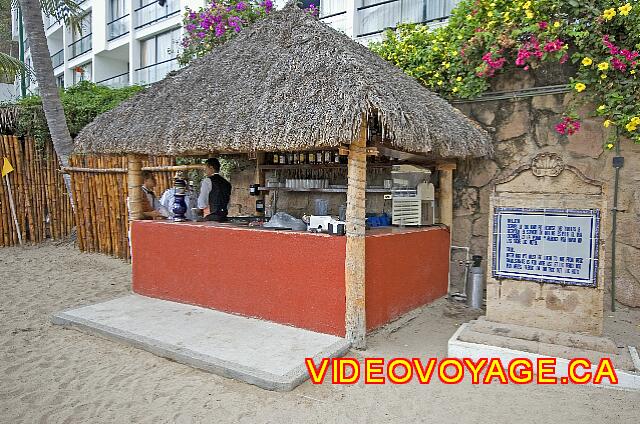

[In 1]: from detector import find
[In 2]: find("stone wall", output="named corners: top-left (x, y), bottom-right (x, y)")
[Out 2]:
top-left (453, 77), bottom-right (640, 308)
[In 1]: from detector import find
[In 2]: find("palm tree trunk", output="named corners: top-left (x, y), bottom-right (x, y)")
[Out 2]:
top-left (18, 0), bottom-right (74, 201)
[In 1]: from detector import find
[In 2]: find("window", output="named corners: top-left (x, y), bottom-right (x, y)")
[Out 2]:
top-left (135, 0), bottom-right (180, 29)
top-left (319, 0), bottom-right (348, 33)
top-left (357, 0), bottom-right (458, 37)
top-left (137, 28), bottom-right (181, 84)
top-left (69, 13), bottom-right (92, 58)
top-left (74, 12), bottom-right (92, 41)
top-left (139, 28), bottom-right (180, 68)
top-left (108, 0), bottom-right (130, 40)
top-left (56, 74), bottom-right (65, 88)
top-left (72, 62), bottom-right (92, 84)
top-left (110, 0), bottom-right (128, 20)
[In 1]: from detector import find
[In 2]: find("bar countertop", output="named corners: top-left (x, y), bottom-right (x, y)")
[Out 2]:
top-left (134, 219), bottom-right (448, 238)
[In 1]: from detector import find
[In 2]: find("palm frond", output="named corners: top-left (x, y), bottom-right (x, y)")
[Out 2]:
top-left (39, 0), bottom-right (84, 34)
top-left (0, 52), bottom-right (27, 81)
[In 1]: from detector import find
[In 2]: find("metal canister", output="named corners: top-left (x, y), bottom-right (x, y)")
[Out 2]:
top-left (465, 255), bottom-right (484, 309)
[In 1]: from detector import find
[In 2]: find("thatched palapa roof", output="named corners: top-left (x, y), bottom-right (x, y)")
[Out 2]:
top-left (74, 4), bottom-right (492, 158)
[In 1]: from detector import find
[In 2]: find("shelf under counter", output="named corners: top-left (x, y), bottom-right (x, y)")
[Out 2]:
top-left (258, 187), bottom-right (391, 193)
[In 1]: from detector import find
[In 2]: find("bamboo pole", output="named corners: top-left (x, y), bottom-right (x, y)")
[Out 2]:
top-left (21, 137), bottom-right (36, 243)
top-left (345, 117), bottom-right (368, 350)
top-left (60, 164), bottom-right (204, 174)
top-left (0, 137), bottom-right (12, 246)
top-left (4, 174), bottom-right (22, 245)
top-left (127, 154), bottom-right (144, 221)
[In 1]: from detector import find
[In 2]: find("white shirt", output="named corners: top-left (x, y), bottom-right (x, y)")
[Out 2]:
top-left (160, 188), bottom-right (197, 220)
top-left (197, 174), bottom-right (217, 209)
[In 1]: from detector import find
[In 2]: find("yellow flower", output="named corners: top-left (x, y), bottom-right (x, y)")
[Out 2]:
top-left (488, 11), bottom-right (493, 17)
top-left (597, 62), bottom-right (609, 71)
top-left (625, 122), bottom-right (638, 132)
top-left (437, 80), bottom-right (443, 86)
top-left (597, 105), bottom-right (606, 112)
top-left (632, 117), bottom-right (640, 125)
top-left (466, 14), bottom-right (473, 20)
top-left (526, 10), bottom-right (534, 19)
top-left (606, 143), bottom-right (614, 149)
top-left (433, 46), bottom-right (439, 51)
top-left (553, 21), bottom-right (561, 28)
top-left (456, 76), bottom-right (463, 82)
top-left (503, 11), bottom-right (510, 22)
top-left (457, 34), bottom-right (463, 40)
top-left (604, 120), bottom-right (613, 128)
top-left (574, 83), bottom-right (586, 92)
top-left (603, 8), bottom-right (616, 21)
top-left (581, 57), bottom-right (593, 66)
top-left (452, 87), bottom-right (459, 93)
top-left (601, 74), bottom-right (608, 79)
top-left (523, 1), bottom-right (531, 9)
top-left (632, 70), bottom-right (637, 74)
top-left (451, 50), bottom-right (458, 57)
top-left (619, 4), bottom-right (632, 16)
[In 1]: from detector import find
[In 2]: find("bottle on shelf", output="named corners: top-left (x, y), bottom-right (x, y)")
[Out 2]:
top-left (308, 152), bottom-right (315, 165)
top-left (316, 151), bottom-right (323, 164)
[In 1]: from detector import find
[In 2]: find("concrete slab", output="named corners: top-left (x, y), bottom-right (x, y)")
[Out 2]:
top-left (52, 295), bottom-right (350, 391)
top-left (448, 322), bottom-right (640, 392)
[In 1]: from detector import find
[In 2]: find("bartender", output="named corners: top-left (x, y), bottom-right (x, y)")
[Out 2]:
top-left (197, 158), bottom-right (232, 222)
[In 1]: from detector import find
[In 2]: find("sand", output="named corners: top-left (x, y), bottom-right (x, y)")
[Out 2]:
top-left (1, 243), bottom-right (639, 423)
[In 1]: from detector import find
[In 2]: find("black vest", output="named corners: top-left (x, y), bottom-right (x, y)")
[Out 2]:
top-left (208, 174), bottom-right (231, 215)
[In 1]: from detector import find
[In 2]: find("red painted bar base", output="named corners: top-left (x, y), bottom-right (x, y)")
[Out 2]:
top-left (131, 221), bottom-right (449, 337)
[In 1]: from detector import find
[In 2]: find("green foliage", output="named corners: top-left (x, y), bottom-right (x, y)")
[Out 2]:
top-left (371, 0), bottom-right (640, 148)
top-left (15, 81), bottom-right (143, 146)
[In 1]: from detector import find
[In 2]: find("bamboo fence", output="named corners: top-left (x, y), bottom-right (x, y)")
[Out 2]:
top-left (68, 155), bottom-right (176, 261)
top-left (0, 135), bottom-right (74, 247)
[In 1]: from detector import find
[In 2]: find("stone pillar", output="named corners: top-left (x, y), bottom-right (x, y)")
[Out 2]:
top-left (486, 153), bottom-right (606, 335)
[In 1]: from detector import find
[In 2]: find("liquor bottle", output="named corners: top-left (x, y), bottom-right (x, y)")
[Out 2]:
top-left (316, 151), bottom-right (323, 164)
top-left (272, 152), bottom-right (279, 165)
top-left (308, 152), bottom-right (315, 164)
top-left (288, 153), bottom-right (294, 164)
top-left (279, 153), bottom-right (286, 165)
top-left (324, 150), bottom-right (332, 163)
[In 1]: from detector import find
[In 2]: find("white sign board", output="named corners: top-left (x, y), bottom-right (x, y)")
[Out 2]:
top-left (492, 207), bottom-right (600, 287)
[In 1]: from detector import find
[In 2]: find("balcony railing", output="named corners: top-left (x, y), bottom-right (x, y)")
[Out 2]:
top-left (68, 34), bottom-right (92, 59)
top-left (46, 13), bottom-right (60, 29)
top-left (135, 57), bottom-right (178, 85)
top-left (97, 72), bottom-right (130, 88)
top-left (134, 0), bottom-right (180, 29)
top-left (51, 49), bottom-right (64, 68)
top-left (107, 14), bottom-right (130, 41)
top-left (356, 0), bottom-right (454, 38)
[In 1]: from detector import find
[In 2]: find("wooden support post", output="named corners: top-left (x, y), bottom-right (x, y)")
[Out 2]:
top-left (345, 117), bottom-right (367, 349)
top-left (437, 162), bottom-right (456, 239)
top-left (127, 154), bottom-right (144, 221)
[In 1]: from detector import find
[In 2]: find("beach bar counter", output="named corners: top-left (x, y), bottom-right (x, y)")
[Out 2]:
top-left (72, 5), bottom-right (492, 347)
top-left (132, 221), bottom-right (450, 336)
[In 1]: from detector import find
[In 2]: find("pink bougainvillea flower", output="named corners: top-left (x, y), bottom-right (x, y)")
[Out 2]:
top-left (538, 21), bottom-right (548, 30)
